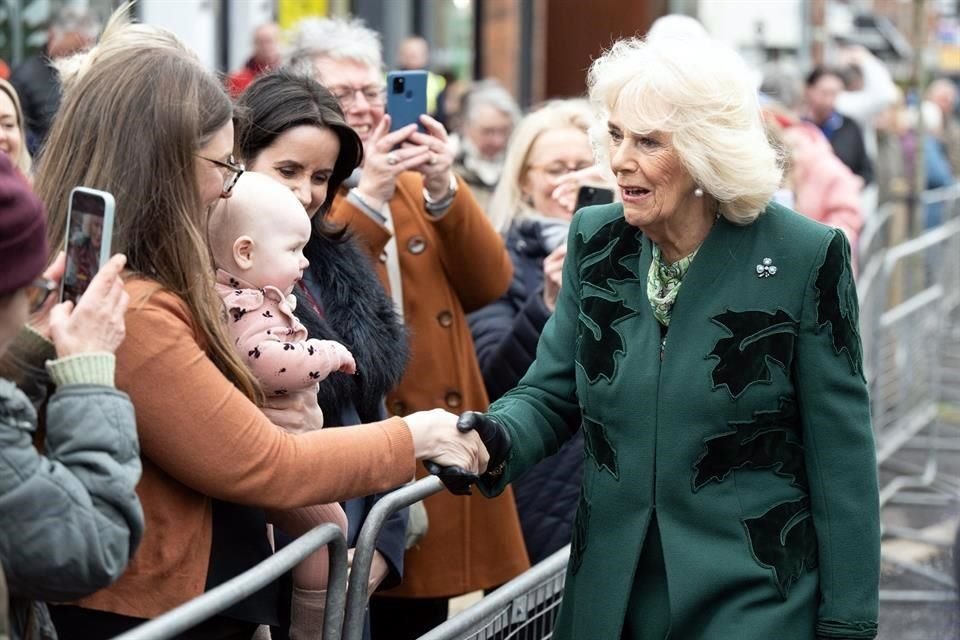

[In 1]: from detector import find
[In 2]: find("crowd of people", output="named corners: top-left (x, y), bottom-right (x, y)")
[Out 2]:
top-left (0, 4), bottom-right (957, 640)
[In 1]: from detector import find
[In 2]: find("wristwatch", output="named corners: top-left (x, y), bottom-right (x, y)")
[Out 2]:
top-left (423, 173), bottom-right (458, 215)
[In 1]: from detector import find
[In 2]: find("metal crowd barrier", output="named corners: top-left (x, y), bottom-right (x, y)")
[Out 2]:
top-left (342, 476), bottom-right (445, 640)
top-left (857, 186), bottom-right (960, 604)
top-left (418, 546), bottom-right (571, 640)
top-left (112, 523), bottom-right (349, 640)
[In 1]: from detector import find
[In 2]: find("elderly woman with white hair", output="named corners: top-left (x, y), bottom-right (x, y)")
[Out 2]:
top-left (287, 17), bottom-right (528, 640)
top-left (441, 35), bottom-right (881, 640)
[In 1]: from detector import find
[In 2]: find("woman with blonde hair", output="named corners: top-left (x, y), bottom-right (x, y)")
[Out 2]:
top-left (469, 99), bottom-right (607, 564)
top-left (31, 16), bottom-right (486, 640)
top-left (442, 34), bottom-right (880, 640)
top-left (0, 79), bottom-right (32, 176)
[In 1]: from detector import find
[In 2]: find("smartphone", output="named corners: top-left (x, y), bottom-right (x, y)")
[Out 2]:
top-left (386, 70), bottom-right (428, 133)
top-left (575, 185), bottom-right (615, 212)
top-left (60, 187), bottom-right (115, 304)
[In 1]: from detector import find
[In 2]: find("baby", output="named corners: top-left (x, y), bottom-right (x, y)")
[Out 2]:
top-left (209, 172), bottom-right (354, 640)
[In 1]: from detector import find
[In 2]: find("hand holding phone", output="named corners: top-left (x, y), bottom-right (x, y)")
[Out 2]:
top-left (49, 253), bottom-right (129, 359)
top-left (60, 187), bottom-right (115, 304)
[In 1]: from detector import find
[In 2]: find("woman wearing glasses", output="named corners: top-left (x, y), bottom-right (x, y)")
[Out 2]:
top-left (467, 100), bottom-right (608, 567)
top-left (0, 152), bottom-right (142, 640)
top-left (28, 14), bottom-right (488, 640)
top-left (287, 17), bottom-right (527, 639)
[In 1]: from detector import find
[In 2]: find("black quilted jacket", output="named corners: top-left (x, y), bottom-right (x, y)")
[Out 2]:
top-left (468, 218), bottom-right (584, 564)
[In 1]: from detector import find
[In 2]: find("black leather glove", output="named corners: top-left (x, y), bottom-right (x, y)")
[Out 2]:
top-left (457, 411), bottom-right (512, 478)
top-left (424, 412), bottom-right (513, 496)
top-left (423, 461), bottom-right (479, 496)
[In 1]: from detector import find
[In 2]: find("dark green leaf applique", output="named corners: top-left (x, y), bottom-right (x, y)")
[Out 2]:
top-left (575, 216), bottom-right (643, 286)
top-left (814, 231), bottom-right (864, 380)
top-left (708, 309), bottom-right (798, 399)
top-left (583, 415), bottom-right (619, 480)
top-left (579, 295), bottom-right (637, 383)
top-left (743, 497), bottom-right (818, 599)
top-left (570, 487), bottom-right (592, 575)
top-left (574, 218), bottom-right (644, 385)
top-left (692, 397), bottom-right (805, 491)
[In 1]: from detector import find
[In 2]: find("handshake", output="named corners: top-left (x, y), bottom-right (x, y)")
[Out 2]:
top-left (405, 410), bottom-right (512, 495)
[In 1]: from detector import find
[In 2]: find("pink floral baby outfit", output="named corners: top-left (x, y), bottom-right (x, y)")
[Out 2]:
top-left (215, 269), bottom-right (355, 401)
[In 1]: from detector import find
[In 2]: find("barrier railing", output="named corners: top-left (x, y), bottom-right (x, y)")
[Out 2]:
top-left (112, 523), bottom-right (348, 640)
top-left (342, 476), bottom-right (444, 640)
top-left (417, 546), bottom-right (571, 640)
top-left (857, 186), bottom-right (960, 604)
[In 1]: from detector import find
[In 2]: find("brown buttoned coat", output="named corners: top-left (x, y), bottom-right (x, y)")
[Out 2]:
top-left (329, 173), bottom-right (530, 597)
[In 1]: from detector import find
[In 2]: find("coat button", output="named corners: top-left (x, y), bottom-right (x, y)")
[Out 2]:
top-left (391, 399), bottom-right (406, 415)
top-left (445, 391), bottom-right (462, 409)
top-left (378, 251), bottom-right (388, 263)
top-left (437, 310), bottom-right (453, 327)
top-left (407, 236), bottom-right (427, 255)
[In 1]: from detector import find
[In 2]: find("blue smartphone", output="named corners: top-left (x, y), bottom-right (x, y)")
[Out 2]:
top-left (60, 187), bottom-right (116, 304)
top-left (386, 70), bottom-right (428, 133)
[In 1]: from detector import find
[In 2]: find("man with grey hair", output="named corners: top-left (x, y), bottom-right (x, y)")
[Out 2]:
top-left (11, 5), bottom-right (101, 153)
top-left (454, 79), bottom-right (521, 212)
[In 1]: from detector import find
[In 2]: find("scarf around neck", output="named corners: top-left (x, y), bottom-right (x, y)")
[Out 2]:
top-left (647, 243), bottom-right (698, 327)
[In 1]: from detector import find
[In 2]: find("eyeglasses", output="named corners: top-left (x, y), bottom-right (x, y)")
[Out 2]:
top-left (328, 85), bottom-right (386, 108)
top-left (26, 278), bottom-right (58, 313)
top-left (527, 162), bottom-right (595, 179)
top-left (197, 154), bottom-right (245, 194)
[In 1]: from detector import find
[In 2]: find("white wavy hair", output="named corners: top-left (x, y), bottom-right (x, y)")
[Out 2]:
top-left (487, 99), bottom-right (595, 234)
top-left (287, 16), bottom-right (384, 74)
top-left (588, 36), bottom-right (783, 224)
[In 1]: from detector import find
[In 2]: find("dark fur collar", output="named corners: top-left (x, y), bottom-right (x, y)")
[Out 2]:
top-left (294, 233), bottom-right (408, 424)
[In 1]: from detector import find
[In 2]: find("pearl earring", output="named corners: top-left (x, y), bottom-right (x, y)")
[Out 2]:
top-left (694, 187), bottom-right (704, 197)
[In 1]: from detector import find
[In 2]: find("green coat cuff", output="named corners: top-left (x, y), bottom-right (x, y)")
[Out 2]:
top-left (816, 618), bottom-right (878, 638)
top-left (46, 353), bottom-right (116, 388)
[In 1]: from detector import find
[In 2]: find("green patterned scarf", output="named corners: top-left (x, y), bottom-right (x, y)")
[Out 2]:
top-left (647, 243), bottom-right (698, 327)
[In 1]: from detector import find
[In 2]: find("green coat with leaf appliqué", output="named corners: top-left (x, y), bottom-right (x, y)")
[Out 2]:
top-left (480, 202), bottom-right (879, 640)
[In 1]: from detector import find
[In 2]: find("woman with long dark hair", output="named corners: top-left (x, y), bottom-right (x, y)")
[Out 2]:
top-left (235, 70), bottom-right (413, 639)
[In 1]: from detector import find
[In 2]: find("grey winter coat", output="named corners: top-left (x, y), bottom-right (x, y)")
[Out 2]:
top-left (0, 334), bottom-right (144, 640)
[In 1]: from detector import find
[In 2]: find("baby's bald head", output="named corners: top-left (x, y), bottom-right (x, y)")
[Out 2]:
top-left (208, 172), bottom-right (312, 288)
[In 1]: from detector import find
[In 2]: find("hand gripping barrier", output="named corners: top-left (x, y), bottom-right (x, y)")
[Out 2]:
top-left (342, 475), bottom-right (445, 640)
top-left (417, 546), bottom-right (571, 640)
top-left (112, 523), bottom-right (349, 640)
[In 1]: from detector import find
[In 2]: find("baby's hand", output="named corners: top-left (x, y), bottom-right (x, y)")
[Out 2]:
top-left (324, 341), bottom-right (357, 375)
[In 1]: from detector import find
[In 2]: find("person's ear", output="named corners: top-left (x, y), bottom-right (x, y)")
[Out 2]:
top-left (233, 236), bottom-right (255, 271)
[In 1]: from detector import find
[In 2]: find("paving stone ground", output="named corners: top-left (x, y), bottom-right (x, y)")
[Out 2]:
top-left (878, 420), bottom-right (960, 640)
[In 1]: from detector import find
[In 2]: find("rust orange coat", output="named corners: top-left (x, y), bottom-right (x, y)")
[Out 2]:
top-left (330, 173), bottom-right (530, 597)
top-left (76, 282), bottom-right (416, 618)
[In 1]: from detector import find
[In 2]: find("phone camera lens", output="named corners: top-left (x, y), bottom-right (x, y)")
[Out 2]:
top-left (393, 77), bottom-right (405, 93)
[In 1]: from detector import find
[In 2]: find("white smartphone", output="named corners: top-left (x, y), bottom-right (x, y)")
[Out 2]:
top-left (60, 187), bottom-right (116, 304)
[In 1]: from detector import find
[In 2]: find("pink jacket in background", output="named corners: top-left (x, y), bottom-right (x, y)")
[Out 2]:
top-left (215, 269), bottom-right (356, 398)
top-left (785, 122), bottom-right (865, 252)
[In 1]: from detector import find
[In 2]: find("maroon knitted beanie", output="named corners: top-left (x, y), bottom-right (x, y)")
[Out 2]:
top-left (0, 153), bottom-right (48, 297)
